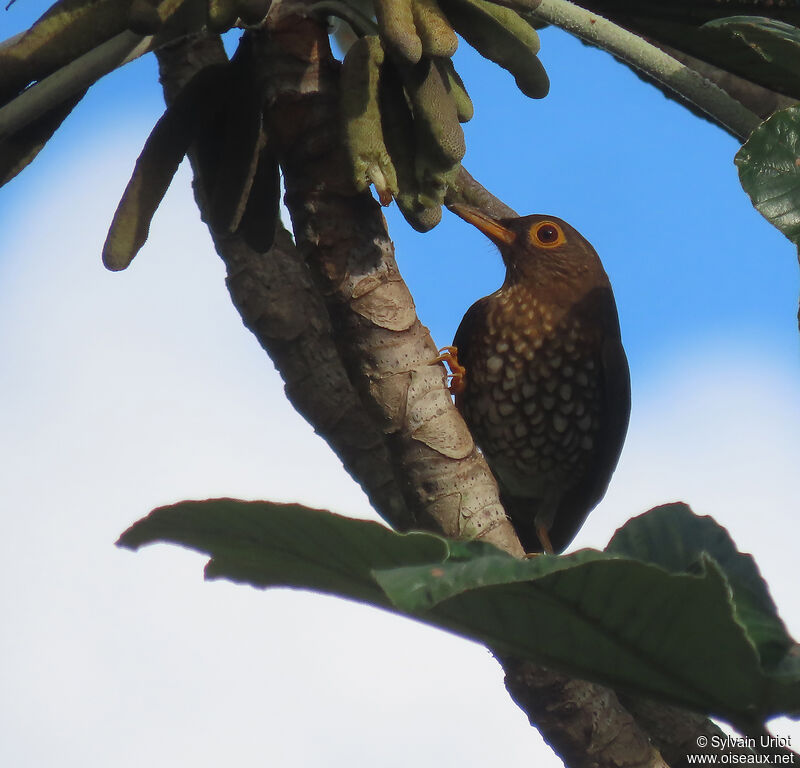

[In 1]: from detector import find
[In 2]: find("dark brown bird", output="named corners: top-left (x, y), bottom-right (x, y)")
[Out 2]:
top-left (444, 204), bottom-right (630, 554)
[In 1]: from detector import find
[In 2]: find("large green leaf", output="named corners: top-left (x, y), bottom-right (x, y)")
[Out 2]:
top-left (118, 499), bottom-right (800, 727)
top-left (735, 103), bottom-right (800, 243)
top-left (118, 499), bottom-right (447, 605)
top-left (607, 503), bottom-right (793, 668)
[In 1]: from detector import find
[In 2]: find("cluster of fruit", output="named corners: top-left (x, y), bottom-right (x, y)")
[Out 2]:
top-left (339, 0), bottom-right (549, 230)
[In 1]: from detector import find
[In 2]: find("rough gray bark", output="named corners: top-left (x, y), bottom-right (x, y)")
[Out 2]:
top-left (155, 33), bottom-right (413, 530)
top-left (255, 6), bottom-right (524, 554)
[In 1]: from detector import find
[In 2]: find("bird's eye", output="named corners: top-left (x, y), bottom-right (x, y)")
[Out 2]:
top-left (531, 221), bottom-right (565, 248)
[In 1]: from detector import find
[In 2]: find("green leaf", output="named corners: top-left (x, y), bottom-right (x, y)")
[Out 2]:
top-left (102, 64), bottom-right (229, 271)
top-left (607, 503), bottom-right (793, 668)
top-left (119, 499), bottom-right (800, 726)
top-left (735, 104), bottom-right (800, 243)
top-left (0, 89), bottom-right (85, 187)
top-left (117, 499), bottom-right (448, 605)
top-left (703, 16), bottom-right (800, 80)
top-left (375, 551), bottom-right (779, 725)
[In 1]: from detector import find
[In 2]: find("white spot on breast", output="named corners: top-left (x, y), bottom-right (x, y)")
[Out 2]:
top-left (496, 341), bottom-right (509, 353)
top-left (498, 402), bottom-right (515, 416)
top-left (559, 401), bottom-right (575, 415)
top-left (514, 423), bottom-right (528, 438)
top-left (487, 355), bottom-right (504, 374)
top-left (552, 413), bottom-right (568, 433)
top-left (559, 383), bottom-right (572, 401)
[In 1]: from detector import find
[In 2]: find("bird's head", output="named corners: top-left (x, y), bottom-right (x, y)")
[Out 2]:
top-left (448, 204), bottom-right (606, 290)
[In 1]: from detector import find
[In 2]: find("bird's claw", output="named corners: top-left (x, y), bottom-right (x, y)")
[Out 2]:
top-left (433, 345), bottom-right (466, 396)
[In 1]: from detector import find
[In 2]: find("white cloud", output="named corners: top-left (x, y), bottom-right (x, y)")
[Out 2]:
top-left (0, 148), bottom-right (545, 767)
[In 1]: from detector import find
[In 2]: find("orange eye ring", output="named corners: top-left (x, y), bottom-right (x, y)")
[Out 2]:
top-left (530, 221), bottom-right (566, 248)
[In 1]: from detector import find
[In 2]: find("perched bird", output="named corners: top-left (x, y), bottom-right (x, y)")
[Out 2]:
top-left (443, 204), bottom-right (630, 554)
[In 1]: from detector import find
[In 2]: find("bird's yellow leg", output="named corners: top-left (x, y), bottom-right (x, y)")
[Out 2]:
top-left (536, 525), bottom-right (555, 555)
top-left (432, 345), bottom-right (466, 396)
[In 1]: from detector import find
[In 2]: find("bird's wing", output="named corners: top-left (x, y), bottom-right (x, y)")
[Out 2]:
top-left (548, 287), bottom-right (631, 552)
top-left (451, 297), bottom-right (490, 405)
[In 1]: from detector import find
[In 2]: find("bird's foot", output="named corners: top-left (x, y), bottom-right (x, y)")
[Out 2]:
top-left (432, 345), bottom-right (466, 396)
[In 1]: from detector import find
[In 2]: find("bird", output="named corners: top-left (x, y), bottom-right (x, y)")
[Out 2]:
top-left (441, 204), bottom-right (631, 554)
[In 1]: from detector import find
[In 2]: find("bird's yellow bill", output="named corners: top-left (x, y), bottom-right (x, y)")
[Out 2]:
top-left (448, 204), bottom-right (517, 246)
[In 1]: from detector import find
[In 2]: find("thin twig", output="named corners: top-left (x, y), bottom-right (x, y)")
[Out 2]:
top-left (531, 0), bottom-right (761, 141)
top-left (0, 31), bottom-right (151, 141)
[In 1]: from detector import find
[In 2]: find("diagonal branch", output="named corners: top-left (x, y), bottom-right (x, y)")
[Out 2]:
top-left (255, 5), bottom-right (523, 555)
top-left (154, 32), bottom-right (412, 532)
top-left (531, 0), bottom-right (761, 141)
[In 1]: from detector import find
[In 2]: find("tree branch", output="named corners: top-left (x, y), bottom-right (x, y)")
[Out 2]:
top-left (256, 5), bottom-right (524, 554)
top-left (154, 32), bottom-right (413, 531)
top-left (630, 41), bottom-right (794, 124)
top-left (0, 31), bottom-right (151, 141)
top-left (531, 0), bottom-right (761, 141)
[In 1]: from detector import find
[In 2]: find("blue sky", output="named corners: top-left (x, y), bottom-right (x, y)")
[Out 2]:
top-left (2, 4), bottom-right (800, 766)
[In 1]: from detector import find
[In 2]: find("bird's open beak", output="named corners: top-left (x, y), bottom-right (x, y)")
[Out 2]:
top-left (448, 203), bottom-right (517, 246)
